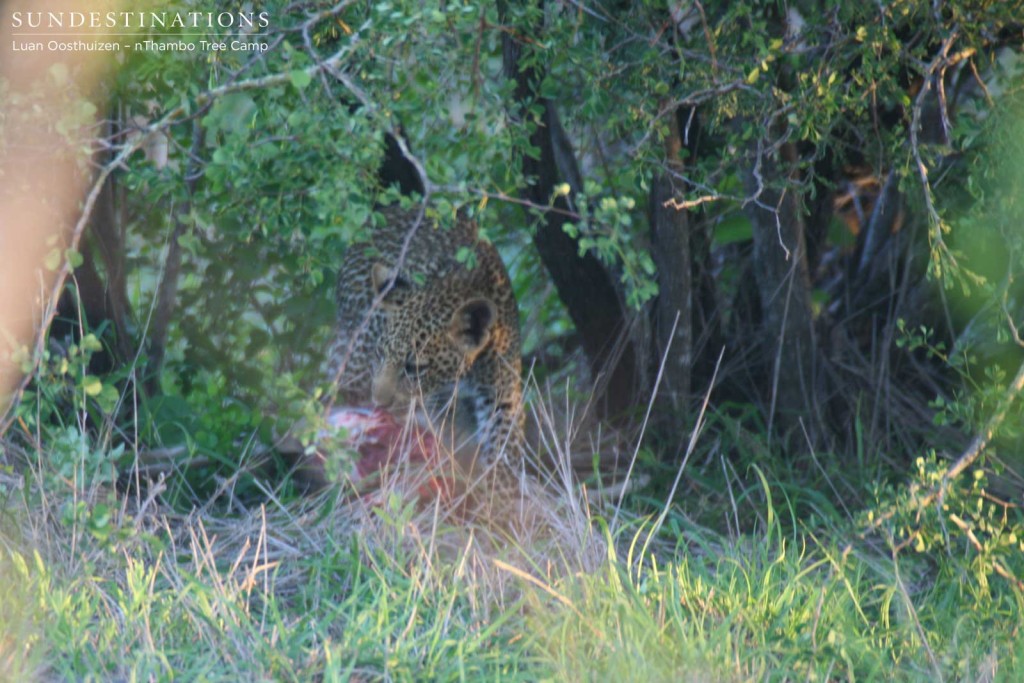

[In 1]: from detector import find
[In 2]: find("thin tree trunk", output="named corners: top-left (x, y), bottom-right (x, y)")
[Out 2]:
top-left (742, 139), bottom-right (820, 443)
top-left (649, 106), bottom-right (692, 415)
top-left (145, 120), bottom-right (204, 395)
top-left (500, 4), bottom-right (642, 417)
top-left (89, 168), bottom-right (135, 365)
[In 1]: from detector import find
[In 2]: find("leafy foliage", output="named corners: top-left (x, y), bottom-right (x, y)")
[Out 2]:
top-left (5, 0), bottom-right (1015, 466)
top-left (3, 0), bottom-right (1024, 675)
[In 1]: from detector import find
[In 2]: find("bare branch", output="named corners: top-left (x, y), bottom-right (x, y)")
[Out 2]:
top-left (324, 66), bottom-right (433, 197)
top-left (907, 29), bottom-right (976, 268)
top-left (321, 201), bottom-right (431, 417)
top-left (662, 194), bottom-right (723, 211)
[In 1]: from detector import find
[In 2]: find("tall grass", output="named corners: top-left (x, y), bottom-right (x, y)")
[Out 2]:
top-left (2, 376), bottom-right (1023, 680)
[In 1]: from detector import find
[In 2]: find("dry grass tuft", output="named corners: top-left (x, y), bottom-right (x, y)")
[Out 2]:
top-left (1, 377), bottom-right (629, 624)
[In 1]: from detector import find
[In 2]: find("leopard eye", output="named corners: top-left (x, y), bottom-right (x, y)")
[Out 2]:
top-left (404, 354), bottom-right (429, 378)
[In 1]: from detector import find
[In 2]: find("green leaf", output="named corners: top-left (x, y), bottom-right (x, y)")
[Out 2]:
top-left (65, 248), bottom-right (84, 269)
top-left (289, 69), bottom-right (312, 90)
top-left (205, 93), bottom-right (257, 135)
top-left (81, 334), bottom-right (103, 353)
top-left (10, 552), bottom-right (29, 580)
top-left (91, 503), bottom-right (111, 529)
top-left (82, 376), bottom-right (103, 397)
top-left (98, 385), bottom-right (120, 413)
top-left (44, 248), bottom-right (62, 271)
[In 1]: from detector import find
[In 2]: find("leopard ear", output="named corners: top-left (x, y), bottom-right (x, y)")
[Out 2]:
top-left (449, 298), bottom-right (496, 355)
top-left (371, 262), bottom-right (411, 309)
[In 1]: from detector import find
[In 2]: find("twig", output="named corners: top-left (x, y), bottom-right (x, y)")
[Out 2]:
top-left (859, 353), bottom-right (1024, 537)
top-left (639, 346), bottom-right (724, 558)
top-left (907, 30), bottom-right (975, 266)
top-left (662, 194), bottom-right (722, 211)
top-left (322, 201), bottom-right (431, 414)
top-left (947, 514), bottom-right (1024, 590)
top-left (609, 311), bottom-right (680, 532)
top-left (458, 187), bottom-right (581, 221)
top-left (323, 65), bottom-right (432, 197)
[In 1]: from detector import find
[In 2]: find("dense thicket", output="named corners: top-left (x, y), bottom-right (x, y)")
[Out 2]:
top-left (4, 0), bottom-right (1024, 490)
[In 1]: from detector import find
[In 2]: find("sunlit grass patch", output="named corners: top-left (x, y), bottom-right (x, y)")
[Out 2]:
top-left (3, 448), bottom-right (1024, 681)
top-left (0, 493), bottom-right (543, 680)
top-left (526, 504), bottom-right (1024, 682)
top-left (2, 385), bottom-right (1024, 681)
top-left (0, 540), bottom-right (47, 681)
top-left (0, 437), bottom-right (596, 681)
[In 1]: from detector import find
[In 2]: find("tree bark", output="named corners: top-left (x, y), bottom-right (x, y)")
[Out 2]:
top-left (500, 6), bottom-right (642, 417)
top-left (51, 122), bottom-right (135, 375)
top-left (742, 140), bottom-right (821, 442)
top-left (649, 106), bottom-right (692, 414)
top-left (89, 167), bottom-right (134, 365)
top-left (145, 120), bottom-right (204, 395)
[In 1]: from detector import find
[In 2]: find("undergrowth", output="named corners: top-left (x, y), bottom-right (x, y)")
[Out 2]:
top-left (1, 340), bottom-right (1023, 681)
top-left (3, 420), bottom-right (1023, 680)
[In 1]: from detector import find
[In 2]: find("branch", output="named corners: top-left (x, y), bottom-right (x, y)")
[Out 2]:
top-left (662, 194), bottom-right (723, 211)
top-left (948, 513), bottom-right (1024, 590)
top-left (445, 186), bottom-right (582, 221)
top-left (320, 63), bottom-right (433, 198)
top-left (907, 29), bottom-right (975, 268)
top-left (144, 120), bottom-right (205, 395)
top-left (859, 353), bottom-right (1024, 538)
top-left (321, 201), bottom-right (431, 415)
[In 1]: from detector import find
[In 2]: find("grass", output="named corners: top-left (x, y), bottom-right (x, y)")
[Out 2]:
top-left (0, 485), bottom-right (534, 681)
top-left (535, 516), bottom-right (1021, 681)
top-left (2, 398), bottom-right (1023, 681)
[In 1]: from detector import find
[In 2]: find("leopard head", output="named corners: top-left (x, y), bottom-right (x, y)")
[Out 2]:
top-left (369, 263), bottom-right (497, 412)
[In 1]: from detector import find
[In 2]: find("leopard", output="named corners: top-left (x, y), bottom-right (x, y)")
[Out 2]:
top-left (327, 204), bottom-right (525, 474)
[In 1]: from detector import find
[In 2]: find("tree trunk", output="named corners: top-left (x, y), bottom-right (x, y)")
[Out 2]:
top-left (145, 120), bottom-right (205, 395)
top-left (742, 140), bottom-right (821, 443)
top-left (500, 6), bottom-right (642, 417)
top-left (649, 106), bottom-right (692, 415)
top-left (89, 167), bottom-right (134, 365)
top-left (51, 121), bottom-right (135, 376)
